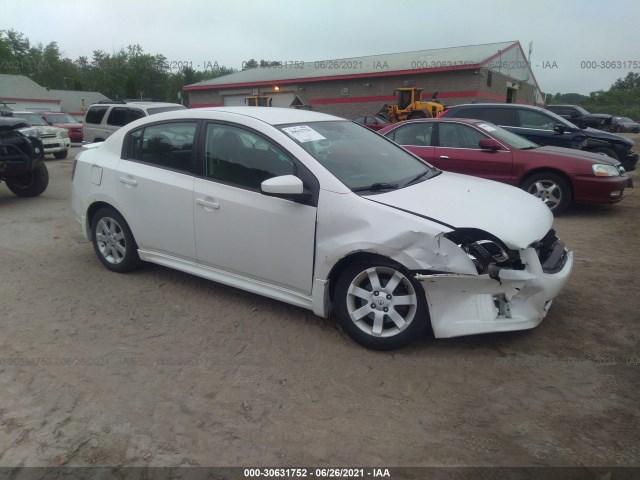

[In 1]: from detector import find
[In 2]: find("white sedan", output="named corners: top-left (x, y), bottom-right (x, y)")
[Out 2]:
top-left (72, 107), bottom-right (573, 350)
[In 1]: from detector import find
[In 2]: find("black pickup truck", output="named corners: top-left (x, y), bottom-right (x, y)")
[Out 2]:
top-left (0, 117), bottom-right (49, 197)
top-left (545, 105), bottom-right (613, 131)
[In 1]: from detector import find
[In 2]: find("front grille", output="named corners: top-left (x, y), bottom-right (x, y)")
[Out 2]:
top-left (40, 133), bottom-right (56, 139)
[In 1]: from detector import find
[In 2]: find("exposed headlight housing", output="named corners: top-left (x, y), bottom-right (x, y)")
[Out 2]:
top-left (444, 228), bottom-right (522, 275)
top-left (57, 129), bottom-right (69, 139)
top-left (592, 164), bottom-right (620, 177)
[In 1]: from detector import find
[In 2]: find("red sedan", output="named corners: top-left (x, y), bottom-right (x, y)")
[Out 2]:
top-left (353, 115), bottom-right (390, 131)
top-left (379, 118), bottom-right (632, 214)
top-left (40, 112), bottom-right (83, 143)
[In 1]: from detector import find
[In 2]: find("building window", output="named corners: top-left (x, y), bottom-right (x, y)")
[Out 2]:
top-left (487, 71), bottom-right (492, 87)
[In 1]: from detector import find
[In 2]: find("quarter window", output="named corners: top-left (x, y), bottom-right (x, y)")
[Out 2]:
top-left (129, 122), bottom-right (197, 172)
top-left (204, 124), bottom-right (295, 190)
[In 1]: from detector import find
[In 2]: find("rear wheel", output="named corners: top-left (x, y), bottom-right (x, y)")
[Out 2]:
top-left (53, 150), bottom-right (68, 160)
top-left (6, 164), bottom-right (49, 197)
top-left (522, 172), bottom-right (571, 215)
top-left (334, 260), bottom-right (430, 350)
top-left (90, 207), bottom-right (141, 273)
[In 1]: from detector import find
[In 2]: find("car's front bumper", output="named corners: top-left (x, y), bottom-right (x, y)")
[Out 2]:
top-left (41, 137), bottom-right (71, 154)
top-left (572, 174), bottom-right (632, 204)
top-left (621, 152), bottom-right (638, 171)
top-left (416, 246), bottom-right (573, 338)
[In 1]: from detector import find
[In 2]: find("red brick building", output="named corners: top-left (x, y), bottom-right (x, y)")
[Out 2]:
top-left (184, 41), bottom-right (544, 118)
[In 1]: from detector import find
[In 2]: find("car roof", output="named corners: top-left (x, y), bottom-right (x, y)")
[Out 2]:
top-left (0, 117), bottom-right (30, 129)
top-left (447, 103), bottom-right (546, 111)
top-left (147, 106), bottom-right (342, 125)
top-left (88, 101), bottom-right (184, 109)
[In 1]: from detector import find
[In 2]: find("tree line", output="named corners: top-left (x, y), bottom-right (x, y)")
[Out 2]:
top-left (546, 72), bottom-right (640, 120)
top-left (2, 29), bottom-right (639, 119)
top-left (0, 30), bottom-right (283, 106)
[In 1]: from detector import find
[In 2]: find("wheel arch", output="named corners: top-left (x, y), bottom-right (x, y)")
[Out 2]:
top-left (86, 202), bottom-right (132, 238)
top-left (518, 168), bottom-right (574, 201)
top-left (326, 252), bottom-right (410, 303)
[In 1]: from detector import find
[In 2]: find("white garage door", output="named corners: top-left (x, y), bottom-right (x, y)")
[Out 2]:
top-left (223, 95), bottom-right (247, 106)
top-left (270, 93), bottom-right (295, 108)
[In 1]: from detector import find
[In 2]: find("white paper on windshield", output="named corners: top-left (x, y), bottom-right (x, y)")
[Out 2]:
top-left (282, 125), bottom-right (326, 142)
top-left (477, 123), bottom-right (497, 132)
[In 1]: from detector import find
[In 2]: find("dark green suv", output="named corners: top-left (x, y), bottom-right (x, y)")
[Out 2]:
top-left (0, 117), bottom-right (49, 197)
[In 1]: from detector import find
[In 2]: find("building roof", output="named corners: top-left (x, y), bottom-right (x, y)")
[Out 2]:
top-left (0, 74), bottom-right (60, 104)
top-left (185, 41), bottom-right (519, 90)
top-left (48, 89), bottom-right (111, 114)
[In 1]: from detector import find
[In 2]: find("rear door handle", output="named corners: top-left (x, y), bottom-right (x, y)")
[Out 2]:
top-left (196, 198), bottom-right (220, 209)
top-left (439, 155), bottom-right (449, 159)
top-left (119, 176), bottom-right (138, 186)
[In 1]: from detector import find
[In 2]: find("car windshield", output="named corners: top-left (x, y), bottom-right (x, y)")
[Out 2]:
top-left (13, 112), bottom-right (47, 126)
top-left (573, 106), bottom-right (590, 116)
top-left (47, 113), bottom-right (79, 123)
top-left (618, 117), bottom-right (633, 123)
top-left (475, 122), bottom-right (539, 149)
top-left (147, 106), bottom-right (187, 115)
top-left (278, 120), bottom-right (439, 192)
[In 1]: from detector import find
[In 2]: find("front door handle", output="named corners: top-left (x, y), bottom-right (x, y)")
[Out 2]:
top-left (119, 176), bottom-right (138, 186)
top-left (439, 155), bottom-right (449, 159)
top-left (196, 198), bottom-right (220, 209)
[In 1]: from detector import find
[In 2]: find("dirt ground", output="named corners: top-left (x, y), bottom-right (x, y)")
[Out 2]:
top-left (0, 142), bottom-right (638, 470)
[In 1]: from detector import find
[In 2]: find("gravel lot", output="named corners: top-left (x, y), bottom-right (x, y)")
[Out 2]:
top-left (0, 143), bottom-right (638, 468)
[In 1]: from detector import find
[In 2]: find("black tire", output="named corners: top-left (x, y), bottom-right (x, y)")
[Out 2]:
top-left (334, 260), bottom-right (430, 350)
top-left (6, 164), bottom-right (49, 197)
top-left (521, 172), bottom-right (571, 215)
top-left (90, 207), bottom-right (141, 273)
top-left (53, 150), bottom-right (68, 160)
top-left (589, 147), bottom-right (619, 161)
top-left (408, 110), bottom-right (427, 119)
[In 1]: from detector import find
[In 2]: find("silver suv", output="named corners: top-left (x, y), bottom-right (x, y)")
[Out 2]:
top-left (11, 111), bottom-right (71, 159)
top-left (83, 101), bottom-right (187, 143)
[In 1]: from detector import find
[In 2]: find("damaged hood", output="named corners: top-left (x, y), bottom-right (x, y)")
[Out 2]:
top-left (364, 171), bottom-right (553, 249)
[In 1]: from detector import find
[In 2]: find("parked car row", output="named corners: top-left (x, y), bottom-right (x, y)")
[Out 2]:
top-left (437, 103), bottom-right (637, 172)
top-left (378, 118), bottom-right (631, 214)
top-left (545, 104), bottom-right (640, 134)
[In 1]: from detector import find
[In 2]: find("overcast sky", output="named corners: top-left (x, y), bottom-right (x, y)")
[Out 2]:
top-left (2, 0), bottom-right (639, 95)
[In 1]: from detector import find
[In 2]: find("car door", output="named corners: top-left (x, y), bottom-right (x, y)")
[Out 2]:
top-left (385, 122), bottom-right (435, 164)
top-left (193, 122), bottom-right (317, 294)
top-left (433, 122), bottom-right (513, 183)
top-left (116, 121), bottom-right (198, 260)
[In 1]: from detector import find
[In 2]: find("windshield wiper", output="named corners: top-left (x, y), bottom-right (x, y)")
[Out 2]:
top-left (520, 146), bottom-right (539, 150)
top-left (351, 182), bottom-right (399, 192)
top-left (403, 169), bottom-right (439, 187)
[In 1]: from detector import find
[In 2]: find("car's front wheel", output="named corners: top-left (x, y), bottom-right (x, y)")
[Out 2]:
top-left (334, 261), bottom-right (430, 350)
top-left (90, 207), bottom-right (141, 273)
top-left (522, 172), bottom-right (571, 215)
top-left (5, 164), bottom-right (49, 197)
top-left (53, 150), bottom-right (68, 160)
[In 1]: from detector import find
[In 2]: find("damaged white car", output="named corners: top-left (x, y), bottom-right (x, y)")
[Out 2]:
top-left (71, 107), bottom-right (573, 350)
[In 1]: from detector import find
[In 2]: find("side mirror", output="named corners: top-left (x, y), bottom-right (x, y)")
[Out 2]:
top-left (261, 175), bottom-right (309, 200)
top-left (553, 124), bottom-right (567, 134)
top-left (478, 138), bottom-right (500, 151)
top-left (47, 121), bottom-right (53, 126)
